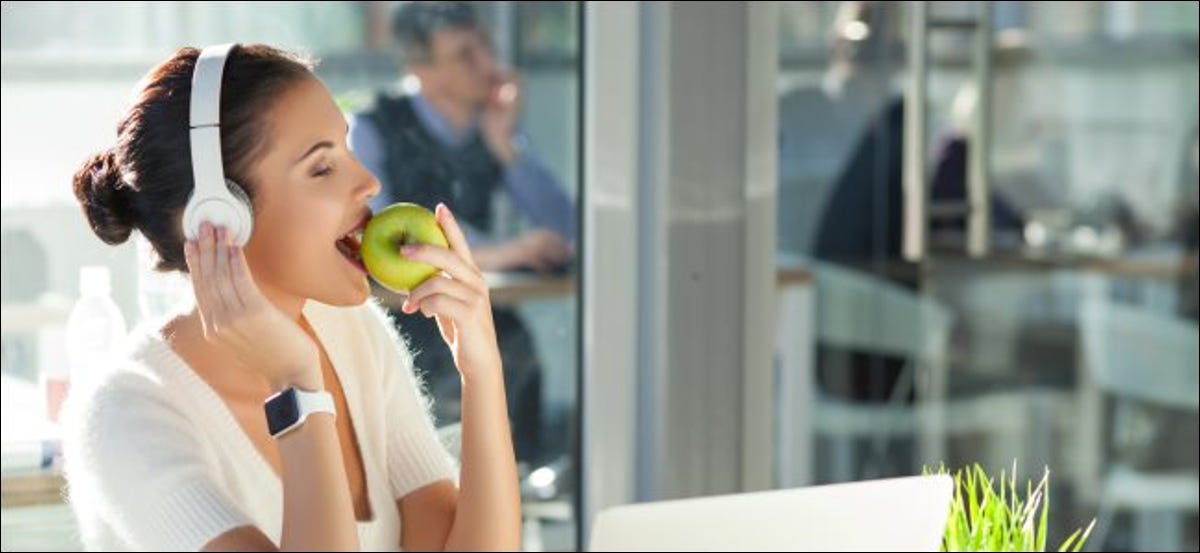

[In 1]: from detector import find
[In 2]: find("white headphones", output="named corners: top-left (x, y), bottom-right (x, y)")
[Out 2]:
top-left (182, 43), bottom-right (254, 246)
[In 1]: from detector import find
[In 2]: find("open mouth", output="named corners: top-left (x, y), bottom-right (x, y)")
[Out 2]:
top-left (336, 210), bottom-right (371, 273)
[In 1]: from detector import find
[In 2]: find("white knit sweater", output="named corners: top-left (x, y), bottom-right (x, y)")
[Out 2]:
top-left (62, 299), bottom-right (457, 551)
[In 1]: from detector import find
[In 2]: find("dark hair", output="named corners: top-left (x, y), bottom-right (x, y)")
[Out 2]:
top-left (72, 44), bottom-right (314, 272)
top-left (392, 1), bottom-right (480, 63)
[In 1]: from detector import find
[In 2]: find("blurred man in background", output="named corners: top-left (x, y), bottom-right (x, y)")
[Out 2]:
top-left (349, 1), bottom-right (576, 466)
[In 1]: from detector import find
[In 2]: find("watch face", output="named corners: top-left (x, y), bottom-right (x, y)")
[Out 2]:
top-left (265, 388), bottom-right (300, 436)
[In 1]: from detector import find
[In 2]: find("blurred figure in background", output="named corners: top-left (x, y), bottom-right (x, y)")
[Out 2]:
top-left (929, 83), bottom-right (1025, 239)
top-left (778, 1), bottom-right (914, 481)
top-left (777, 1), bottom-right (897, 258)
top-left (349, 1), bottom-right (576, 466)
top-left (793, 3), bottom-right (1023, 268)
top-left (779, 2), bottom-right (1027, 480)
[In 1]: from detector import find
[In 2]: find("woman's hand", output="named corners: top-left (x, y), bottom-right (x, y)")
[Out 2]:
top-left (400, 204), bottom-right (502, 380)
top-left (184, 222), bottom-right (320, 391)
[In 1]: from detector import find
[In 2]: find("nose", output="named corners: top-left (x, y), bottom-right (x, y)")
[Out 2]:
top-left (353, 156), bottom-right (382, 203)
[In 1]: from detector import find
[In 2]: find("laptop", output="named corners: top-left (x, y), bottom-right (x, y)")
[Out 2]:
top-left (589, 474), bottom-right (953, 551)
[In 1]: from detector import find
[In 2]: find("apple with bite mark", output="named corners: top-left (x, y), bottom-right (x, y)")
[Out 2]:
top-left (361, 203), bottom-right (449, 293)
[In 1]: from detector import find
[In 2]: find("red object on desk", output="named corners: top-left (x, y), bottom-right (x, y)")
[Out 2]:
top-left (43, 377), bottom-right (68, 424)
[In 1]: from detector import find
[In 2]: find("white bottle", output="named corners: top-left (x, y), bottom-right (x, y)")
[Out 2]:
top-left (56, 266), bottom-right (128, 421)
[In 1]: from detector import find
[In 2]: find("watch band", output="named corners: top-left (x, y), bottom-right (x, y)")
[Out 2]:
top-left (264, 387), bottom-right (336, 439)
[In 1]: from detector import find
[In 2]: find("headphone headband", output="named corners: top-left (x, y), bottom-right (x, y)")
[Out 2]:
top-left (189, 43), bottom-right (235, 199)
top-left (183, 43), bottom-right (254, 246)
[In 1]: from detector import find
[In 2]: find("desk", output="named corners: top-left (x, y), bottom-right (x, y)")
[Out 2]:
top-left (375, 268), bottom-right (814, 309)
top-left (927, 239), bottom-right (1195, 282)
top-left (374, 272), bottom-right (577, 309)
top-left (1, 471), bottom-right (65, 508)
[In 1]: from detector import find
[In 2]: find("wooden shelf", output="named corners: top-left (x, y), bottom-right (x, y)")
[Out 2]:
top-left (1, 471), bottom-right (66, 508)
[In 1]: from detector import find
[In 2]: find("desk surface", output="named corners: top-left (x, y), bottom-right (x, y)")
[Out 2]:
top-left (1, 470), bottom-right (65, 508)
top-left (373, 272), bottom-right (578, 309)
top-left (375, 267), bottom-right (815, 309)
top-left (932, 248), bottom-right (1195, 281)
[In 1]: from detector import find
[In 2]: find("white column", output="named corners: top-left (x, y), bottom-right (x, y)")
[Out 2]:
top-left (582, 1), bottom-right (779, 540)
top-left (581, 1), bottom-right (642, 545)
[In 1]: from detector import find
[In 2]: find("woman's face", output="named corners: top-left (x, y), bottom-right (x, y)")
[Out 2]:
top-left (241, 76), bottom-right (381, 307)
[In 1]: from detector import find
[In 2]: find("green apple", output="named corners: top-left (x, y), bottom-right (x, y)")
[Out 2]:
top-left (361, 202), bottom-right (449, 293)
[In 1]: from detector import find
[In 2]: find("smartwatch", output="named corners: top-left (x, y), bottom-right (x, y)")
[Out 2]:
top-left (264, 387), bottom-right (336, 439)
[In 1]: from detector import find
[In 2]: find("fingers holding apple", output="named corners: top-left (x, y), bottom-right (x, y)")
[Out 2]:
top-left (400, 274), bottom-right (475, 315)
top-left (396, 203), bottom-right (489, 304)
top-left (398, 242), bottom-right (486, 294)
top-left (383, 203), bottom-right (500, 376)
top-left (433, 202), bottom-right (479, 270)
top-left (401, 267), bottom-right (499, 377)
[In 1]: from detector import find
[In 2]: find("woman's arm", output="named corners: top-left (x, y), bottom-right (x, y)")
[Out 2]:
top-left (187, 224), bottom-right (358, 551)
top-left (396, 371), bottom-right (518, 552)
top-left (202, 414), bottom-right (358, 551)
top-left (399, 204), bottom-right (522, 550)
top-left (443, 367), bottom-right (521, 549)
top-left (275, 408), bottom-right (359, 550)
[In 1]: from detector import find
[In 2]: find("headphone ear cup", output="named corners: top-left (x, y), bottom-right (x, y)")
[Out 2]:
top-left (223, 179), bottom-right (255, 246)
top-left (180, 182), bottom-right (254, 246)
top-left (225, 179), bottom-right (252, 212)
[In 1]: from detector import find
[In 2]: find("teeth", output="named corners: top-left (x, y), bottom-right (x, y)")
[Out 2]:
top-left (336, 237), bottom-right (361, 260)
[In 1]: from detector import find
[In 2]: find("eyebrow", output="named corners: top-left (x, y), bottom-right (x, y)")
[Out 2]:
top-left (295, 140), bottom-right (333, 165)
top-left (294, 124), bottom-right (351, 165)
top-left (295, 125), bottom-right (350, 165)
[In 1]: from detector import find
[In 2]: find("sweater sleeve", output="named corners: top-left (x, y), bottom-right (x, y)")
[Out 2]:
top-left (359, 300), bottom-right (458, 499)
top-left (62, 372), bottom-right (253, 551)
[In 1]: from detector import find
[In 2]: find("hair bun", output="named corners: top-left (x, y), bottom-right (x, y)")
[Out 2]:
top-left (72, 149), bottom-right (136, 245)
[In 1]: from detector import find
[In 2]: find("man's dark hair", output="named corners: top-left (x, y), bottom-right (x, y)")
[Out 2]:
top-left (392, 1), bottom-right (481, 64)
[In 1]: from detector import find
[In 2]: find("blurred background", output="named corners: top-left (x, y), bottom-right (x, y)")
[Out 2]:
top-left (2, 1), bottom-right (1196, 551)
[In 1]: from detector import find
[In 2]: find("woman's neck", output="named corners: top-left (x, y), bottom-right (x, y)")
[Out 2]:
top-left (256, 280), bottom-right (307, 323)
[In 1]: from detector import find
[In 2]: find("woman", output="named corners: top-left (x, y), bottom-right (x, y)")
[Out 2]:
top-left (63, 44), bottom-right (520, 551)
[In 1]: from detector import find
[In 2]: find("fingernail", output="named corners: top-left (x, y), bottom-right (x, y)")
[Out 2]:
top-left (217, 227), bottom-right (227, 243)
top-left (184, 242), bottom-right (196, 256)
top-left (402, 244), bottom-right (419, 256)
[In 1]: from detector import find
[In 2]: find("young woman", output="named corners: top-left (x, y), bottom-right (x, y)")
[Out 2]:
top-left (63, 43), bottom-right (520, 551)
